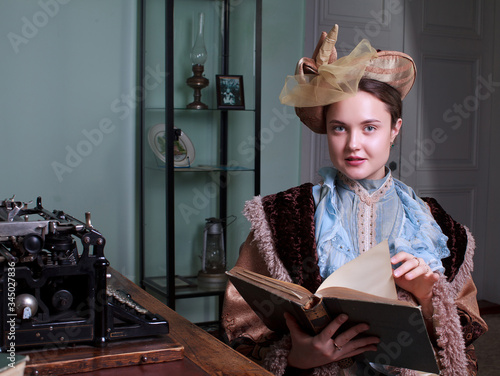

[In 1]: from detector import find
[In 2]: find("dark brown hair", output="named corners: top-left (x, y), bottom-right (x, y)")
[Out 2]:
top-left (358, 78), bottom-right (402, 127)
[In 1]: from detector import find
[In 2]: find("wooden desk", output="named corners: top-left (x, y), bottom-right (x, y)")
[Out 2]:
top-left (24, 268), bottom-right (273, 376)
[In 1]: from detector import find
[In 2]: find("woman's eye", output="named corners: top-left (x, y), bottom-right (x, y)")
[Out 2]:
top-left (365, 125), bottom-right (376, 132)
top-left (333, 126), bottom-right (345, 132)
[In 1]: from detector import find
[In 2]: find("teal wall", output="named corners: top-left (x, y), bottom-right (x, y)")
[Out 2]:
top-left (0, 0), bottom-right (303, 320)
top-left (0, 0), bottom-right (139, 279)
top-left (261, 0), bottom-right (304, 196)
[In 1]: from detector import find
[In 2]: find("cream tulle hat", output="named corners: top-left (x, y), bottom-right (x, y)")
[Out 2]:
top-left (279, 25), bottom-right (416, 134)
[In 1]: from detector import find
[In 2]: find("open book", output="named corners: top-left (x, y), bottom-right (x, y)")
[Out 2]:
top-left (226, 241), bottom-right (439, 373)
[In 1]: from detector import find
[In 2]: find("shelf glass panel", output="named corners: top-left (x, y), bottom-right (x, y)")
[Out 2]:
top-left (144, 276), bottom-right (225, 298)
top-left (171, 1), bottom-right (257, 111)
top-left (228, 0), bottom-right (257, 110)
top-left (227, 110), bottom-right (257, 169)
top-left (144, 108), bottom-right (257, 171)
top-left (173, 1), bottom-right (220, 110)
top-left (143, 0), bottom-right (166, 110)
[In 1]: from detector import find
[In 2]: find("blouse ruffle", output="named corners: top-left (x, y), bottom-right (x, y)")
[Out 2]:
top-left (313, 167), bottom-right (450, 279)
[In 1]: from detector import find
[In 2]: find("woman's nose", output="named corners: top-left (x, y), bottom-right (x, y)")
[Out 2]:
top-left (347, 132), bottom-right (360, 150)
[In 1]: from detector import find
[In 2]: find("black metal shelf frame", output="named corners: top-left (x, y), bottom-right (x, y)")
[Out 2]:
top-left (139, 0), bottom-right (262, 312)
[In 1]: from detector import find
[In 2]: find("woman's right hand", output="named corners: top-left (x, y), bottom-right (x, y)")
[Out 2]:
top-left (285, 312), bottom-right (379, 369)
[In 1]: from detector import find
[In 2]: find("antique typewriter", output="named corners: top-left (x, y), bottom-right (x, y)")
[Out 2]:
top-left (0, 196), bottom-right (168, 350)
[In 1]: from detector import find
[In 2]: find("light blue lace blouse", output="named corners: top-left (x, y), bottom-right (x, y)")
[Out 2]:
top-left (313, 167), bottom-right (450, 279)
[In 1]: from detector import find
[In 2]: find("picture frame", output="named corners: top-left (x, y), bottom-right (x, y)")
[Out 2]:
top-left (216, 75), bottom-right (245, 110)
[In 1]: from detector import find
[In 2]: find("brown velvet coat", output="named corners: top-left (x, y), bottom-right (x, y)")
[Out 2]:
top-left (222, 184), bottom-right (487, 376)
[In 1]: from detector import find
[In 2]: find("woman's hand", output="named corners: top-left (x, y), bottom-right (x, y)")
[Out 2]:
top-left (391, 252), bottom-right (439, 304)
top-left (285, 312), bottom-right (379, 369)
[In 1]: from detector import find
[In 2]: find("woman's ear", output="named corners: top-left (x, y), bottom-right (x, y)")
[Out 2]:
top-left (391, 118), bottom-right (402, 143)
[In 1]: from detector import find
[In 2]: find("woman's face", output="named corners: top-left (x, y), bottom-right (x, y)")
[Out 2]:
top-left (325, 90), bottom-right (401, 181)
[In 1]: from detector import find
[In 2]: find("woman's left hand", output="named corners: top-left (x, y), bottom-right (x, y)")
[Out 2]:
top-left (390, 252), bottom-right (439, 304)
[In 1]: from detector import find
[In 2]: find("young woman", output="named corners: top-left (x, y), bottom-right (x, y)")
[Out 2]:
top-left (222, 25), bottom-right (487, 376)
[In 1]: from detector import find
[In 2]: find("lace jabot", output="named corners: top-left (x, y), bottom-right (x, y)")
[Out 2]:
top-left (338, 171), bottom-right (393, 252)
top-left (313, 167), bottom-right (450, 278)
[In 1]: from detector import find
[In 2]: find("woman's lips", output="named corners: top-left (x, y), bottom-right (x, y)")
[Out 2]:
top-left (345, 156), bottom-right (366, 166)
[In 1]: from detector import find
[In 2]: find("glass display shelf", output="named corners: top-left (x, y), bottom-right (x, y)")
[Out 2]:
top-left (143, 276), bottom-right (225, 299)
top-left (145, 164), bottom-right (255, 172)
top-left (140, 0), bottom-right (262, 322)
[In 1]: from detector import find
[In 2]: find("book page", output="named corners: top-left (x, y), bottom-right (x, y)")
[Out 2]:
top-left (316, 240), bottom-right (397, 300)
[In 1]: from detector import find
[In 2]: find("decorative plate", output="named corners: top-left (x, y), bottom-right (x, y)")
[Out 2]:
top-left (148, 124), bottom-right (195, 167)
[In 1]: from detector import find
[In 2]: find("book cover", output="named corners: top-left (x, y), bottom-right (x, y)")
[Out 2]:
top-left (226, 241), bottom-right (439, 373)
top-left (0, 354), bottom-right (28, 376)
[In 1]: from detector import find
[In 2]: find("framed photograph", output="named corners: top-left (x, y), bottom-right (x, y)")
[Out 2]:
top-left (216, 75), bottom-right (245, 110)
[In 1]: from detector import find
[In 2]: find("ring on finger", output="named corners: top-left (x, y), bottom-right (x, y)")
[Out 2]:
top-left (333, 340), bottom-right (342, 351)
top-left (414, 257), bottom-right (420, 267)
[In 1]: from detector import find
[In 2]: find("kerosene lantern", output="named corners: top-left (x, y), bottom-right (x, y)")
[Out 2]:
top-left (198, 217), bottom-right (227, 289)
top-left (186, 12), bottom-right (209, 109)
